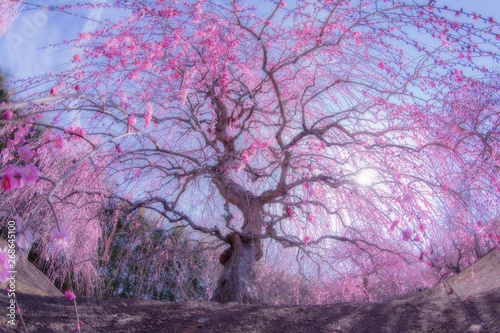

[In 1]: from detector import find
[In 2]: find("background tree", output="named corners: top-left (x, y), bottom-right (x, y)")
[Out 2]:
top-left (98, 205), bottom-right (215, 301)
top-left (0, 71), bottom-right (11, 104)
top-left (1, 0), bottom-right (499, 304)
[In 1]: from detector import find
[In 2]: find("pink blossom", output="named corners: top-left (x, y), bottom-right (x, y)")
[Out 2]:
top-left (50, 86), bottom-right (59, 96)
top-left (22, 164), bottom-right (38, 185)
top-left (0, 251), bottom-right (10, 283)
top-left (401, 193), bottom-right (412, 203)
top-left (77, 127), bottom-right (85, 137)
top-left (50, 229), bottom-right (69, 249)
top-left (1, 165), bottom-right (22, 190)
top-left (377, 61), bottom-right (384, 69)
top-left (76, 127), bottom-right (85, 137)
top-left (64, 290), bottom-right (76, 301)
top-left (69, 126), bottom-right (85, 138)
top-left (241, 152), bottom-right (249, 163)
top-left (303, 235), bottom-right (311, 245)
top-left (16, 230), bottom-right (33, 250)
top-left (287, 207), bottom-right (294, 217)
top-left (73, 54), bottom-right (80, 62)
top-left (3, 109), bottom-right (13, 120)
top-left (1, 173), bottom-right (14, 191)
top-left (53, 135), bottom-right (63, 149)
top-left (127, 115), bottom-right (136, 125)
top-left (18, 146), bottom-right (32, 162)
top-left (402, 229), bottom-right (412, 241)
top-left (145, 103), bottom-right (153, 127)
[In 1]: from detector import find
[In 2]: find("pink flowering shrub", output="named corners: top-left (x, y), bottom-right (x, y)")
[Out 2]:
top-left (0, 137), bottom-right (107, 295)
top-left (64, 290), bottom-right (76, 301)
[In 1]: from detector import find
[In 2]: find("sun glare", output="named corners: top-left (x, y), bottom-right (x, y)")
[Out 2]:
top-left (356, 169), bottom-right (378, 186)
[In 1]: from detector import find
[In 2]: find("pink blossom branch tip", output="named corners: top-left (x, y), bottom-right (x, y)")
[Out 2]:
top-left (1, 164), bottom-right (38, 191)
top-left (64, 290), bottom-right (76, 301)
top-left (3, 109), bottom-right (13, 120)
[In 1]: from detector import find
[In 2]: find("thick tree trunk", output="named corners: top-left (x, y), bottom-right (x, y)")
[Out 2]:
top-left (211, 232), bottom-right (263, 304)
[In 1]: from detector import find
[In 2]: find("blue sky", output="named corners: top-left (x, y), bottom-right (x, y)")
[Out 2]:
top-left (0, 0), bottom-right (499, 81)
top-left (0, 0), bottom-right (107, 80)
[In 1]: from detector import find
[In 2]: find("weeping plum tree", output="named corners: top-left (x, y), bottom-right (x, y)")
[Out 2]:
top-left (1, 0), bottom-right (500, 304)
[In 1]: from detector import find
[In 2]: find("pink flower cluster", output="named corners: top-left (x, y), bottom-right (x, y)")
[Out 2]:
top-left (3, 109), bottom-right (13, 120)
top-left (127, 115), bottom-right (136, 125)
top-left (53, 135), bottom-right (64, 149)
top-left (67, 125), bottom-right (86, 138)
top-left (1, 164), bottom-right (38, 191)
top-left (64, 290), bottom-right (76, 301)
top-left (235, 139), bottom-right (271, 168)
top-left (402, 229), bottom-right (412, 241)
top-left (17, 146), bottom-right (32, 162)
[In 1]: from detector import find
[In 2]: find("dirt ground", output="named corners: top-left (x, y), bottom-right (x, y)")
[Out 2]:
top-left (0, 287), bottom-right (497, 333)
top-left (0, 249), bottom-right (499, 333)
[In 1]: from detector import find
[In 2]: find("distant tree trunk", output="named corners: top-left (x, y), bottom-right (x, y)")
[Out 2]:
top-left (211, 232), bottom-right (262, 303)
